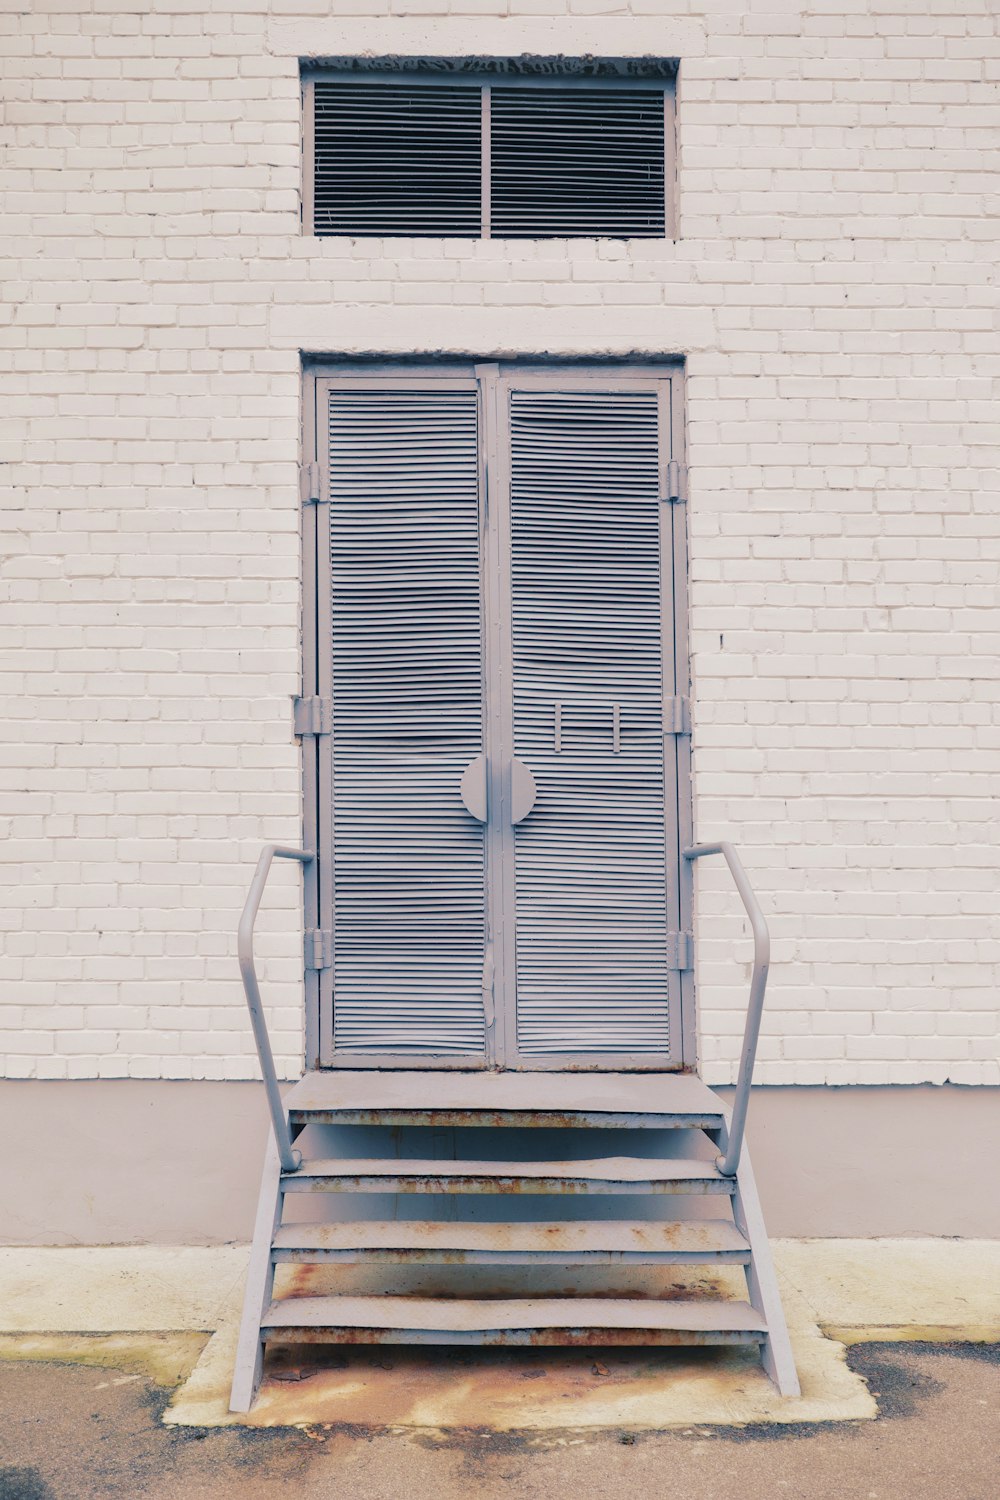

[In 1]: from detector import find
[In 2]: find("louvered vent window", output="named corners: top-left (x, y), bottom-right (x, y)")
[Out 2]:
top-left (304, 60), bottom-right (676, 240)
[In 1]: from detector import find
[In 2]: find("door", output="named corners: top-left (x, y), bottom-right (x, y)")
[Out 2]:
top-left (306, 365), bottom-right (689, 1070)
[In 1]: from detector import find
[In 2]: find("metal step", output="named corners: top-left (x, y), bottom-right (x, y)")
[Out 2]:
top-left (271, 1219), bottom-right (752, 1265)
top-left (231, 1130), bottom-right (802, 1412)
top-left (284, 1069), bottom-right (725, 1129)
top-left (282, 1155), bottom-right (735, 1196)
top-left (260, 1294), bottom-right (768, 1345)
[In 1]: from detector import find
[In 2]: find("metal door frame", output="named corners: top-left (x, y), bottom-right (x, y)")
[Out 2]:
top-left (301, 358), bottom-right (693, 1072)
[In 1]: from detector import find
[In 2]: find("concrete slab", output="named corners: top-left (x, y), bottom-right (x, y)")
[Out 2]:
top-left (163, 1277), bottom-right (873, 1430)
top-left (1, 1239), bottom-right (996, 1432)
top-left (776, 1238), bottom-right (1000, 1343)
top-left (0, 1246), bottom-right (247, 1333)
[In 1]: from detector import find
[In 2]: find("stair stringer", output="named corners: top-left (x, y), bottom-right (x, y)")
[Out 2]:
top-left (729, 1138), bottom-right (800, 1398)
top-left (230, 1133), bottom-right (284, 1413)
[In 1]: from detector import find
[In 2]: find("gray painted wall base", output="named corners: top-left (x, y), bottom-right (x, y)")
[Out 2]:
top-left (2, 1080), bottom-right (997, 1245)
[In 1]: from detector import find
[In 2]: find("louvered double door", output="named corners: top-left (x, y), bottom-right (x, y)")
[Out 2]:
top-left (311, 368), bottom-right (687, 1070)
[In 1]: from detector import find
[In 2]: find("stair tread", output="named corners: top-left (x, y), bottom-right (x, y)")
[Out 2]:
top-left (284, 1070), bottom-right (724, 1123)
top-left (262, 1295), bottom-right (768, 1334)
top-left (272, 1220), bottom-right (750, 1255)
top-left (289, 1155), bottom-right (725, 1183)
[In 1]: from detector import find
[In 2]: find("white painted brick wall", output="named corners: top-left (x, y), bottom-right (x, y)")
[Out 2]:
top-left (2, 1), bottom-right (998, 1085)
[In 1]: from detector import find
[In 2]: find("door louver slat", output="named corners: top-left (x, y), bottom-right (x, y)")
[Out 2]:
top-left (328, 390), bottom-right (487, 1056)
top-left (508, 391), bottom-right (671, 1055)
top-left (490, 88), bottom-right (665, 238)
top-left (313, 82), bottom-right (482, 236)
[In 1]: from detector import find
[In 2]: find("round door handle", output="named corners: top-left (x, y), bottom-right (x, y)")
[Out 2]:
top-left (460, 754), bottom-right (537, 824)
top-left (510, 757), bottom-right (537, 825)
top-left (459, 753), bottom-right (487, 822)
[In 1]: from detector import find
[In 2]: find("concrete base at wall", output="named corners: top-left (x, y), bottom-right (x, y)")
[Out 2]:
top-left (2, 1080), bottom-right (996, 1245)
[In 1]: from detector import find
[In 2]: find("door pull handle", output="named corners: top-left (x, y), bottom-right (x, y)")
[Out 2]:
top-left (511, 757), bottom-right (537, 825)
top-left (459, 753), bottom-right (487, 822)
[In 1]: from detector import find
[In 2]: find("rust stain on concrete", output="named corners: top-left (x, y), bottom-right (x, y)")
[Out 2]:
top-left (221, 1340), bottom-right (776, 1434)
top-left (164, 1279), bottom-right (877, 1433)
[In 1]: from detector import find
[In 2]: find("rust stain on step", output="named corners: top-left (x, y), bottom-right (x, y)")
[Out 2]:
top-left (281, 1263), bottom-right (738, 1304)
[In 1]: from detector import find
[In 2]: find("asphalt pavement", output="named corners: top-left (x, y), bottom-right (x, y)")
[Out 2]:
top-left (0, 1342), bottom-right (997, 1500)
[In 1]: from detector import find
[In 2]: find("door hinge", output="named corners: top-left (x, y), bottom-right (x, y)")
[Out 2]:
top-left (665, 696), bottom-right (691, 736)
top-left (667, 932), bottom-right (694, 971)
top-left (664, 459), bottom-right (687, 503)
top-left (299, 462), bottom-right (321, 505)
top-left (304, 928), bottom-right (333, 972)
top-left (293, 696), bottom-right (332, 737)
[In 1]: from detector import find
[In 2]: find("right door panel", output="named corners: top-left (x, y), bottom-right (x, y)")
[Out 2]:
top-left (502, 382), bottom-right (681, 1064)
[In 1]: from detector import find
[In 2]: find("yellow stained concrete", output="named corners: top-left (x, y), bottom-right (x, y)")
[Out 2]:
top-left (0, 1332), bottom-right (208, 1389)
top-left (1, 1239), bottom-right (996, 1432)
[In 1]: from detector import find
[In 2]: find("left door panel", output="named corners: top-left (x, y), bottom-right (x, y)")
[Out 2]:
top-left (319, 382), bottom-right (489, 1063)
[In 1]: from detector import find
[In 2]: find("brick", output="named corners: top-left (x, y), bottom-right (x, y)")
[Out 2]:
top-left (1, 1), bottom-right (998, 1088)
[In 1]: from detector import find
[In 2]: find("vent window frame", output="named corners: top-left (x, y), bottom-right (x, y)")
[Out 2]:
top-left (302, 60), bottom-right (678, 242)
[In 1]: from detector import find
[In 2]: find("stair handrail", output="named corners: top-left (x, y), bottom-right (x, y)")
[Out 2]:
top-left (683, 841), bottom-right (770, 1177)
top-left (238, 844), bottom-right (315, 1173)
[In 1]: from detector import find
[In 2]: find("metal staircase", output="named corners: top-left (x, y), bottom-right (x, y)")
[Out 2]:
top-left (229, 842), bottom-right (800, 1412)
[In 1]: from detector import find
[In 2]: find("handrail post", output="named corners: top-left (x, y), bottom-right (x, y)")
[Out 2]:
top-left (237, 844), bottom-right (315, 1174)
top-left (683, 841), bottom-right (770, 1177)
